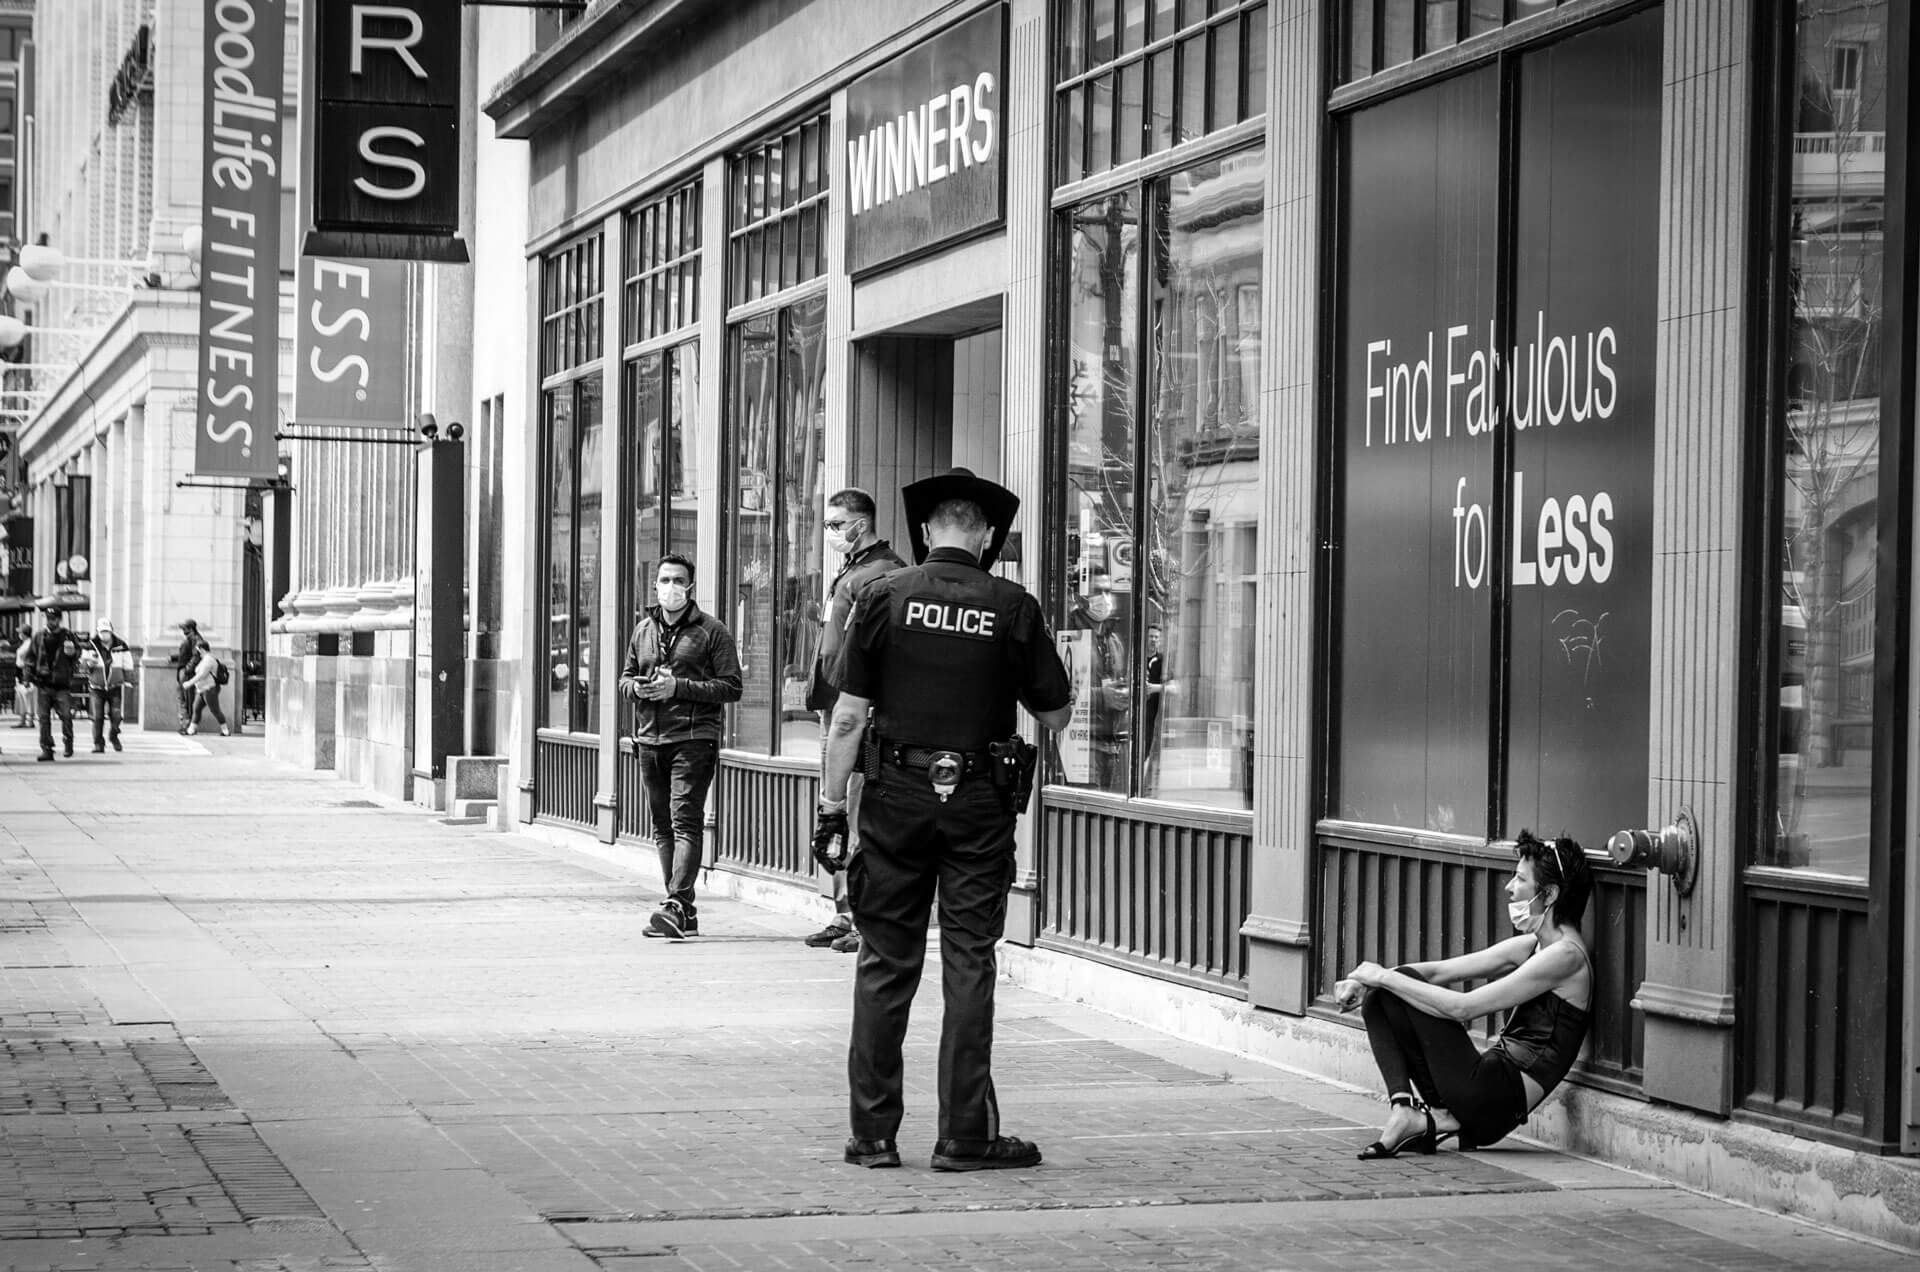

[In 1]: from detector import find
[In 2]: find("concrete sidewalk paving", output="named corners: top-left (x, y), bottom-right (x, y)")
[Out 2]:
top-left (0, 742), bottom-right (1909, 1270)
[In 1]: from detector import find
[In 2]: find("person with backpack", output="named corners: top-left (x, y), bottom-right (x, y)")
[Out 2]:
top-left (172, 619), bottom-right (202, 734)
top-left (24, 601), bottom-right (82, 760)
top-left (187, 639), bottom-right (231, 737)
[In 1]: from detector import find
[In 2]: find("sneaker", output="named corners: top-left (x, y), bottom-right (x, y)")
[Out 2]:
top-left (844, 1138), bottom-right (901, 1168)
top-left (63, 745), bottom-right (73, 757)
top-left (681, 915), bottom-right (699, 937)
top-left (110, 737), bottom-right (121, 752)
top-left (804, 922), bottom-right (852, 947)
top-left (930, 1136), bottom-right (1043, 1172)
top-left (186, 724), bottom-right (197, 736)
top-left (645, 904), bottom-right (686, 940)
top-left (92, 746), bottom-right (105, 754)
top-left (36, 753), bottom-right (53, 762)
top-left (219, 726), bottom-right (231, 737)
top-left (831, 931), bottom-right (862, 954)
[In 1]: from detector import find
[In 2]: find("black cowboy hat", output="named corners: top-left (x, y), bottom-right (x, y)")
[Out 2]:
top-left (901, 467), bottom-right (1020, 569)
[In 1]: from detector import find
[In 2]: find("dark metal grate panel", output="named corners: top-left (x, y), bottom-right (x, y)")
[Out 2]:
top-left (534, 734), bottom-right (600, 829)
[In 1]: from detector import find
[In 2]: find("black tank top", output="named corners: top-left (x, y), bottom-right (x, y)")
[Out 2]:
top-left (1493, 940), bottom-right (1592, 1094)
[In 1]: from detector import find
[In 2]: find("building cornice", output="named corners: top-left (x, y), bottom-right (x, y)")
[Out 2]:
top-left (482, 0), bottom-right (706, 140)
top-left (17, 291), bottom-right (199, 457)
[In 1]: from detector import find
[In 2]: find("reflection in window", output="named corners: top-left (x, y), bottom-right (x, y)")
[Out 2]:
top-left (1141, 153), bottom-right (1264, 808)
top-left (1055, 148), bottom-right (1264, 811)
top-left (726, 296), bottom-right (827, 756)
top-left (1059, 190), bottom-right (1139, 795)
top-left (1770, 1), bottom-right (1889, 876)
top-left (574, 378), bottom-right (604, 734)
top-left (542, 387), bottom-right (576, 729)
top-left (624, 343), bottom-right (702, 628)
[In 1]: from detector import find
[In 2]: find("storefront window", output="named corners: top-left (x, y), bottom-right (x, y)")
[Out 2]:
top-left (624, 182), bottom-right (701, 347)
top-left (1055, 146), bottom-right (1265, 811)
top-left (623, 343), bottom-right (701, 625)
top-left (1340, 0), bottom-right (1583, 87)
top-left (728, 116), bottom-right (828, 308)
top-left (1055, 1), bottom-right (1267, 185)
top-left (725, 295), bottom-right (827, 756)
top-left (537, 232), bottom-right (604, 733)
top-left (1767, 1), bottom-right (1891, 877)
top-left (1331, 11), bottom-right (1661, 847)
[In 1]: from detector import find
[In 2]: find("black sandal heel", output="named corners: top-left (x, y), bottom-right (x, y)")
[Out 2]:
top-left (1358, 1106), bottom-right (1437, 1160)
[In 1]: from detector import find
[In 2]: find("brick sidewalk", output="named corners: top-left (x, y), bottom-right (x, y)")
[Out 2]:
top-left (0, 744), bottom-right (1907, 1271)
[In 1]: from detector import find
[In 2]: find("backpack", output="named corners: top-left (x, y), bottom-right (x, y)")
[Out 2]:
top-left (213, 659), bottom-right (230, 687)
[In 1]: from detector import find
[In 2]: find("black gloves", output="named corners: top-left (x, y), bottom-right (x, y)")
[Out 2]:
top-left (811, 807), bottom-right (851, 873)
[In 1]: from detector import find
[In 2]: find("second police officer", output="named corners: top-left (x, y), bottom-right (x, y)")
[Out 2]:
top-left (813, 468), bottom-right (1074, 1172)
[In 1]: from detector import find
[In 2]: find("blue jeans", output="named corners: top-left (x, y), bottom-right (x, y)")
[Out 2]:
top-left (638, 739), bottom-right (719, 918)
top-left (90, 687), bottom-right (123, 748)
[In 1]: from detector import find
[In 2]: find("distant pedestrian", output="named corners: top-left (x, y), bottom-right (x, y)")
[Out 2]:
top-left (11, 630), bottom-right (35, 729)
top-left (83, 620), bottom-right (132, 753)
top-left (25, 601), bottom-right (81, 761)
top-left (802, 487), bottom-right (906, 955)
top-left (172, 619), bottom-right (201, 734)
top-left (618, 552), bottom-right (742, 941)
top-left (187, 640), bottom-right (231, 737)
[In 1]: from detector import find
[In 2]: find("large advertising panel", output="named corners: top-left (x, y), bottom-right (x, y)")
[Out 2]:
top-left (1334, 10), bottom-right (1661, 847)
top-left (195, 0), bottom-right (287, 480)
top-left (294, 256), bottom-right (411, 429)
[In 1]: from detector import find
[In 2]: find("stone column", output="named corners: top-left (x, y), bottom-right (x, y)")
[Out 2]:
top-left (999, 0), bottom-right (1051, 945)
top-left (1636, 0), bottom-right (1754, 1116)
top-left (1242, 0), bottom-right (1322, 1012)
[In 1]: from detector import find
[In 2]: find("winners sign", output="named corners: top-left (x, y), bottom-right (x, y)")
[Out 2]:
top-left (308, 0), bottom-right (465, 262)
top-left (196, 0), bottom-right (286, 481)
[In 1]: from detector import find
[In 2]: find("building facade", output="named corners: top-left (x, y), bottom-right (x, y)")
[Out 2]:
top-left (470, 0), bottom-right (1915, 1238)
top-left (4, 0), bottom-right (272, 718)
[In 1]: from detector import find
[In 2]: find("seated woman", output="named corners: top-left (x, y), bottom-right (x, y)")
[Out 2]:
top-left (1335, 830), bottom-right (1593, 1159)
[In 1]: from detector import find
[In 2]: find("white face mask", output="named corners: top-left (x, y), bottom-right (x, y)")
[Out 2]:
top-left (825, 519), bottom-right (862, 556)
top-left (656, 581), bottom-right (690, 612)
top-left (1507, 893), bottom-right (1548, 934)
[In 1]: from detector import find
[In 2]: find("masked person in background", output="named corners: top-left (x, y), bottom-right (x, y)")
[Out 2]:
top-left (801, 487), bottom-right (906, 955)
top-left (1334, 831), bottom-right (1593, 1159)
top-left (619, 553), bottom-right (743, 941)
top-left (83, 619), bottom-right (132, 753)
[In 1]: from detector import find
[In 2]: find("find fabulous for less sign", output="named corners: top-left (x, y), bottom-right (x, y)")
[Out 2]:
top-left (196, 0), bottom-right (286, 481)
top-left (845, 4), bottom-right (1006, 276)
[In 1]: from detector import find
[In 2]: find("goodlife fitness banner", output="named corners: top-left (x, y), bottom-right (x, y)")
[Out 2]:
top-left (195, 0), bottom-right (286, 480)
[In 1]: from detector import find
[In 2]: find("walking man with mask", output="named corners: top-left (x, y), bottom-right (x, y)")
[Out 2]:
top-left (813, 469), bottom-right (1074, 1172)
top-left (25, 601), bottom-right (81, 761)
top-left (619, 553), bottom-right (743, 940)
top-left (802, 488), bottom-right (906, 954)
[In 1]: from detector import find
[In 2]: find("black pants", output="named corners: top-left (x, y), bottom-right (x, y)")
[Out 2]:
top-left (36, 688), bottom-right (74, 757)
top-left (638, 738), bottom-right (719, 918)
top-left (847, 764), bottom-right (1015, 1146)
top-left (1361, 969), bottom-right (1526, 1147)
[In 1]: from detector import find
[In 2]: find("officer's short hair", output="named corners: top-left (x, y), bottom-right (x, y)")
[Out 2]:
top-left (657, 552), bottom-right (695, 585)
top-left (828, 488), bottom-right (876, 521)
top-left (926, 498), bottom-right (988, 534)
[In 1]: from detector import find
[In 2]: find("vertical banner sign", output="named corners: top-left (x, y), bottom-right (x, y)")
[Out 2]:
top-left (197, 0), bottom-right (286, 480)
top-left (294, 256), bottom-right (410, 428)
top-left (309, 0), bottom-right (465, 262)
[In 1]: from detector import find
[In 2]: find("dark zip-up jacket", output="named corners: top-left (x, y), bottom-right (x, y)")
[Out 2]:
top-left (809, 537), bottom-right (907, 712)
top-left (617, 601), bottom-right (743, 745)
top-left (26, 626), bottom-right (82, 690)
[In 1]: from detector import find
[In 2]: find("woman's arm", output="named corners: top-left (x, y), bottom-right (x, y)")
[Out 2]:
top-left (1352, 939), bottom-right (1583, 1022)
top-left (1407, 935), bottom-right (1537, 987)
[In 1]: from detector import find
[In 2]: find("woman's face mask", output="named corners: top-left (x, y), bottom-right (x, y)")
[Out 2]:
top-left (1506, 894), bottom-right (1546, 934)
top-left (656, 580), bottom-right (690, 612)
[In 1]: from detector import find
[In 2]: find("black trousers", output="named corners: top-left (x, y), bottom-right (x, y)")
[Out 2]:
top-left (1360, 969), bottom-right (1526, 1147)
top-left (638, 738), bottom-right (719, 918)
top-left (847, 764), bottom-right (1015, 1146)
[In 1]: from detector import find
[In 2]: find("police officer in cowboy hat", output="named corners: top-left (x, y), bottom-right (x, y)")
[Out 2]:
top-left (813, 468), bottom-right (1073, 1172)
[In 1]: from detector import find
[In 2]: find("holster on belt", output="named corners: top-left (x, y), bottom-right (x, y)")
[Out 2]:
top-left (859, 731), bottom-right (881, 782)
top-left (988, 736), bottom-right (1039, 814)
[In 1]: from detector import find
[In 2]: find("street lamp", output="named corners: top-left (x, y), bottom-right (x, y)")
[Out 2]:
top-left (0, 316), bottom-right (110, 349)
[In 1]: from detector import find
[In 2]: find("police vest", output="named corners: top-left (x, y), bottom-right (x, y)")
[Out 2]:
top-left (868, 561), bottom-right (1033, 751)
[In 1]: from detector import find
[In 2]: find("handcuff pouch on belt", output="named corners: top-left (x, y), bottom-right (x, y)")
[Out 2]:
top-left (988, 736), bottom-right (1039, 814)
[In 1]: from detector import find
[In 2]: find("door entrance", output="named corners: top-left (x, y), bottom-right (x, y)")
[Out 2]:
top-left (848, 323), bottom-right (1002, 537)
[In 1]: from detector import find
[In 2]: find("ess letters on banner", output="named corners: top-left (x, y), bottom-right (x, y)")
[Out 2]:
top-left (307, 0), bottom-right (467, 262)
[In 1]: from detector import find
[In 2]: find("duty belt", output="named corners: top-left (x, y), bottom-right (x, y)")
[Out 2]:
top-left (876, 740), bottom-right (990, 802)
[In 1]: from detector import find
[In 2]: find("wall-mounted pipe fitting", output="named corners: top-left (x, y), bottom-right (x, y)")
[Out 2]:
top-left (1607, 807), bottom-right (1699, 896)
